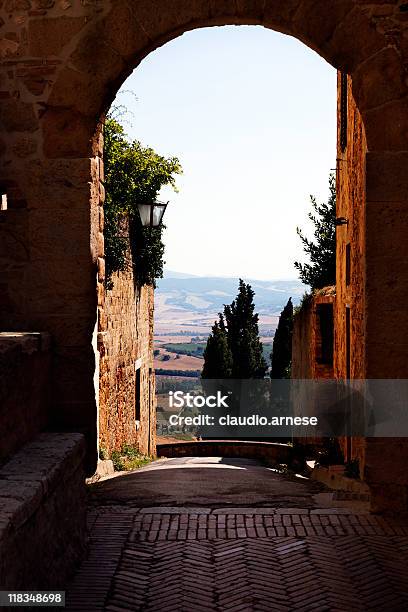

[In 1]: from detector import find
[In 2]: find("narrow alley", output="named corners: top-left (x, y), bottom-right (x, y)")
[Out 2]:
top-left (66, 458), bottom-right (408, 612)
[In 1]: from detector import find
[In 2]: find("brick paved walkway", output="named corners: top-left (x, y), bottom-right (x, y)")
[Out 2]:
top-left (66, 459), bottom-right (408, 611)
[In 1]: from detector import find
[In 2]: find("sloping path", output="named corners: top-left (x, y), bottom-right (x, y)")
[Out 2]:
top-left (66, 458), bottom-right (408, 611)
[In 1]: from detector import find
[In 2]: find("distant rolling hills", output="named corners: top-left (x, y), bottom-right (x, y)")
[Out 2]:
top-left (154, 271), bottom-right (306, 336)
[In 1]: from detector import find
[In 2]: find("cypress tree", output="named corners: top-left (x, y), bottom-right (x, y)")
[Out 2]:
top-left (202, 280), bottom-right (267, 379)
top-left (270, 298), bottom-right (294, 379)
top-left (202, 317), bottom-right (233, 379)
top-left (294, 172), bottom-right (336, 290)
top-left (224, 279), bottom-right (267, 379)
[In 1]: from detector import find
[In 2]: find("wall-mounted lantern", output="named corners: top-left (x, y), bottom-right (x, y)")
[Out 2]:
top-left (137, 201), bottom-right (169, 228)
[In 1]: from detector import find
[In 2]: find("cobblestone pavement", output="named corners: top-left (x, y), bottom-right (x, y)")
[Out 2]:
top-left (66, 459), bottom-right (408, 611)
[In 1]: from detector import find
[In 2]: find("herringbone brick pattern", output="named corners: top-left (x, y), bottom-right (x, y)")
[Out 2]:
top-left (66, 508), bottom-right (408, 612)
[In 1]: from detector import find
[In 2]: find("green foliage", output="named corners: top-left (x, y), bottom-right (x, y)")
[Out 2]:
top-left (104, 115), bottom-right (182, 287)
top-left (155, 369), bottom-right (201, 377)
top-left (163, 342), bottom-right (206, 357)
top-left (202, 280), bottom-right (267, 379)
top-left (224, 280), bottom-right (267, 378)
top-left (169, 433), bottom-right (196, 441)
top-left (110, 444), bottom-right (154, 471)
top-left (202, 320), bottom-right (233, 379)
top-left (293, 291), bottom-right (313, 315)
top-left (262, 343), bottom-right (273, 366)
top-left (98, 447), bottom-right (108, 461)
top-left (294, 173), bottom-right (336, 290)
top-left (271, 298), bottom-right (294, 379)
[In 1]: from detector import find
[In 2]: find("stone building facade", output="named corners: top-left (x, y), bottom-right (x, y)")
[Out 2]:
top-left (1, 0), bottom-right (408, 586)
top-left (1, 0), bottom-right (408, 478)
top-left (293, 73), bottom-right (408, 512)
top-left (98, 225), bottom-right (156, 459)
top-left (292, 288), bottom-right (336, 382)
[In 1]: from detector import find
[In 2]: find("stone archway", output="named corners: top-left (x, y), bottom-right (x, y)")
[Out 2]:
top-left (1, 0), bottom-right (408, 483)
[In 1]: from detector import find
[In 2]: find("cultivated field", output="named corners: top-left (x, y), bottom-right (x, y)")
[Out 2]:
top-left (154, 348), bottom-right (204, 371)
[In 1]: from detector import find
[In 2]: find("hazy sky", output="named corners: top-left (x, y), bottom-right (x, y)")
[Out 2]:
top-left (116, 26), bottom-right (337, 281)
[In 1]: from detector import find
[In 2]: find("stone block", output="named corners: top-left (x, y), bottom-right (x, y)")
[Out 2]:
top-left (292, 0), bottom-right (354, 59)
top-left (70, 34), bottom-right (126, 86)
top-left (97, 231), bottom-right (104, 257)
top-left (26, 257), bottom-right (96, 315)
top-left (325, 5), bottom-right (385, 71)
top-left (0, 99), bottom-right (38, 133)
top-left (11, 136), bottom-right (37, 157)
top-left (366, 201), bottom-right (408, 259)
top-left (5, 0), bottom-right (31, 11)
top-left (131, 0), bottom-right (210, 40)
top-left (18, 158), bottom-right (95, 210)
top-left (352, 47), bottom-right (407, 112)
top-left (233, 0), bottom-right (265, 23)
top-left (97, 256), bottom-right (105, 282)
top-left (96, 1), bottom-right (152, 63)
top-left (28, 208), bottom-right (92, 261)
top-left (140, 507), bottom-right (211, 514)
top-left (365, 341), bottom-right (408, 378)
top-left (47, 66), bottom-right (108, 117)
top-left (42, 107), bottom-right (95, 158)
top-left (30, 314), bottom-right (95, 348)
top-left (365, 256), bottom-right (408, 305)
top-left (0, 433), bottom-right (86, 590)
top-left (0, 332), bottom-right (50, 461)
top-left (52, 346), bottom-right (96, 406)
top-left (0, 224), bottom-right (29, 263)
top-left (263, 0), bottom-right (302, 32)
top-left (364, 97), bottom-right (408, 152)
top-left (29, 16), bottom-right (86, 56)
top-left (366, 152), bottom-right (408, 202)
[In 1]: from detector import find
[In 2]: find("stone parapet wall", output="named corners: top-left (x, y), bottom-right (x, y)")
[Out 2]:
top-left (0, 332), bottom-right (50, 463)
top-left (157, 441), bottom-right (292, 466)
top-left (0, 432), bottom-right (86, 589)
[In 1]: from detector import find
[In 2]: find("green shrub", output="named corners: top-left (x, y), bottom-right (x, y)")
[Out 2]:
top-left (110, 445), bottom-right (154, 471)
top-left (104, 115), bottom-right (182, 288)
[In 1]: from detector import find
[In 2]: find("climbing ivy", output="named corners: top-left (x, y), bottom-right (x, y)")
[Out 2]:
top-left (103, 115), bottom-right (182, 287)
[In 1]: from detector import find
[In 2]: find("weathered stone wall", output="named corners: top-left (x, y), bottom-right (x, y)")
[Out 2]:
top-left (0, 332), bottom-right (50, 463)
top-left (335, 74), bottom-right (367, 382)
top-left (334, 77), bottom-right (408, 507)
top-left (98, 225), bottom-right (156, 458)
top-left (0, 147), bottom-right (102, 474)
top-left (157, 440), bottom-right (293, 466)
top-left (292, 291), bottom-right (335, 448)
top-left (0, 432), bottom-right (86, 590)
top-left (335, 74), bottom-right (368, 478)
top-left (292, 291), bottom-right (335, 380)
top-left (1, 0), bottom-right (408, 480)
